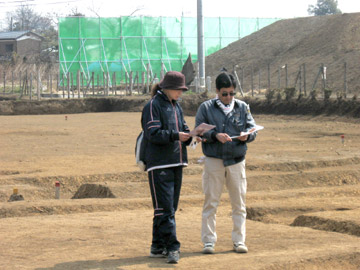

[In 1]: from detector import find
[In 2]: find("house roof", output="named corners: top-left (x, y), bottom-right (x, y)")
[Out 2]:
top-left (0, 31), bottom-right (43, 40)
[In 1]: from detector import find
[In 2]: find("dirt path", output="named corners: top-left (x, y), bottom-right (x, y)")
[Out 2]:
top-left (0, 112), bottom-right (359, 269)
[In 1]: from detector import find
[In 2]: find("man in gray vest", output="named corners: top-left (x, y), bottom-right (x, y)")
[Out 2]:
top-left (195, 71), bottom-right (257, 254)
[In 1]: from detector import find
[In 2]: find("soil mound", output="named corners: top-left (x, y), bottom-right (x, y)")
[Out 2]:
top-left (0, 97), bottom-right (149, 115)
top-left (8, 194), bottom-right (24, 202)
top-left (291, 214), bottom-right (360, 237)
top-left (205, 13), bottom-right (360, 94)
top-left (1, 95), bottom-right (359, 117)
top-left (72, 184), bottom-right (116, 199)
top-left (0, 95), bottom-right (210, 116)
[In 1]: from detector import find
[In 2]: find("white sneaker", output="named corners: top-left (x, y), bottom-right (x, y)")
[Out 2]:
top-left (203, 242), bottom-right (215, 254)
top-left (233, 243), bottom-right (248, 253)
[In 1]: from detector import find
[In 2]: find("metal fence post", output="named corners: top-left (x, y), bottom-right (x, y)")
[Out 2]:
top-left (37, 70), bottom-right (41, 101)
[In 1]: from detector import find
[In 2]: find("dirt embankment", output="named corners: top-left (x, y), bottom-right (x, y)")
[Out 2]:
top-left (205, 13), bottom-right (360, 94)
top-left (0, 95), bottom-right (359, 118)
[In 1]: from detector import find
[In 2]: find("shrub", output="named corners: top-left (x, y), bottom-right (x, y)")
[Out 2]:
top-left (310, 90), bottom-right (317, 100)
top-left (323, 88), bottom-right (332, 101)
top-left (336, 91), bottom-right (347, 101)
top-left (265, 89), bottom-right (275, 101)
top-left (284, 87), bottom-right (296, 101)
top-left (183, 90), bottom-right (196, 95)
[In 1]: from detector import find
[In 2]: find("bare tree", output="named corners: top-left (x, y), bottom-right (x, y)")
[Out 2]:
top-left (67, 7), bottom-right (85, 17)
top-left (5, 5), bottom-right (58, 50)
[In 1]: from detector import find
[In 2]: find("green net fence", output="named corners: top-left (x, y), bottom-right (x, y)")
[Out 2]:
top-left (58, 16), bottom-right (280, 86)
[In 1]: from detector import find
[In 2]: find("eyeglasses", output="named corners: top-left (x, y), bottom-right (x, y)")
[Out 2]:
top-left (221, 92), bottom-right (235, 97)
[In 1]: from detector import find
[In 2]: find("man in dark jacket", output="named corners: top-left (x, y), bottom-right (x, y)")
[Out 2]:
top-left (141, 71), bottom-right (192, 264)
top-left (195, 72), bottom-right (257, 255)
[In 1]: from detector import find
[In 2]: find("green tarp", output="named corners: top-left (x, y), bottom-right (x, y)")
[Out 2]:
top-left (58, 16), bottom-right (280, 86)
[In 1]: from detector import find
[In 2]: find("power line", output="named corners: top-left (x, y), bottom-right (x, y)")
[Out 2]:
top-left (0, 0), bottom-right (34, 4)
top-left (0, 0), bottom-right (81, 7)
top-left (0, 0), bottom-right (83, 16)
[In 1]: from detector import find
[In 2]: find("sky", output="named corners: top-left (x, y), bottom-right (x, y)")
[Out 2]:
top-left (1, 0), bottom-right (360, 26)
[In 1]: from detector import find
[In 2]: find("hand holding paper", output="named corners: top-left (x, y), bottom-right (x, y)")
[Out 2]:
top-left (189, 123), bottom-right (216, 136)
top-left (189, 123), bottom-right (216, 149)
top-left (230, 125), bottom-right (264, 139)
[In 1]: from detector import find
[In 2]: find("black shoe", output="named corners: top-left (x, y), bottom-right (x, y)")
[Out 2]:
top-left (150, 247), bottom-right (167, 258)
top-left (167, 250), bottom-right (180, 264)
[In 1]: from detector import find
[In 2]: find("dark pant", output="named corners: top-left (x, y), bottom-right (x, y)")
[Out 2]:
top-left (148, 166), bottom-right (183, 252)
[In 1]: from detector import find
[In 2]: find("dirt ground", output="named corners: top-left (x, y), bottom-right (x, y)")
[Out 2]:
top-left (0, 112), bottom-right (360, 270)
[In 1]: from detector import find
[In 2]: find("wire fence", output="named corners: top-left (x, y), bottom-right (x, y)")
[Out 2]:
top-left (0, 61), bottom-right (356, 100)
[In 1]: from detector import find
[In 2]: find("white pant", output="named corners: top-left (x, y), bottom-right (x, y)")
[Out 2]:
top-left (201, 157), bottom-right (247, 244)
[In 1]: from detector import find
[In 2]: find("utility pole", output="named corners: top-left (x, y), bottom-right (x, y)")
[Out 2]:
top-left (197, 0), bottom-right (205, 88)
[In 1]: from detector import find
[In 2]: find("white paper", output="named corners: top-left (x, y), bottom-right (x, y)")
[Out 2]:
top-left (230, 125), bottom-right (264, 139)
top-left (189, 123), bottom-right (216, 137)
top-left (189, 123), bottom-right (216, 150)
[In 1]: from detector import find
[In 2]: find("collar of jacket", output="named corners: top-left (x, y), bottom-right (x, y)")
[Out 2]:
top-left (213, 98), bottom-right (239, 110)
top-left (157, 90), bottom-right (177, 105)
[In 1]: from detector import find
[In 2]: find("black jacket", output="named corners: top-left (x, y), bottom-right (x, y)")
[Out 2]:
top-left (141, 91), bottom-right (191, 171)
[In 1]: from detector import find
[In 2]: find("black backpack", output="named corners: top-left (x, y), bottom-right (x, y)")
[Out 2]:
top-left (135, 131), bottom-right (147, 171)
